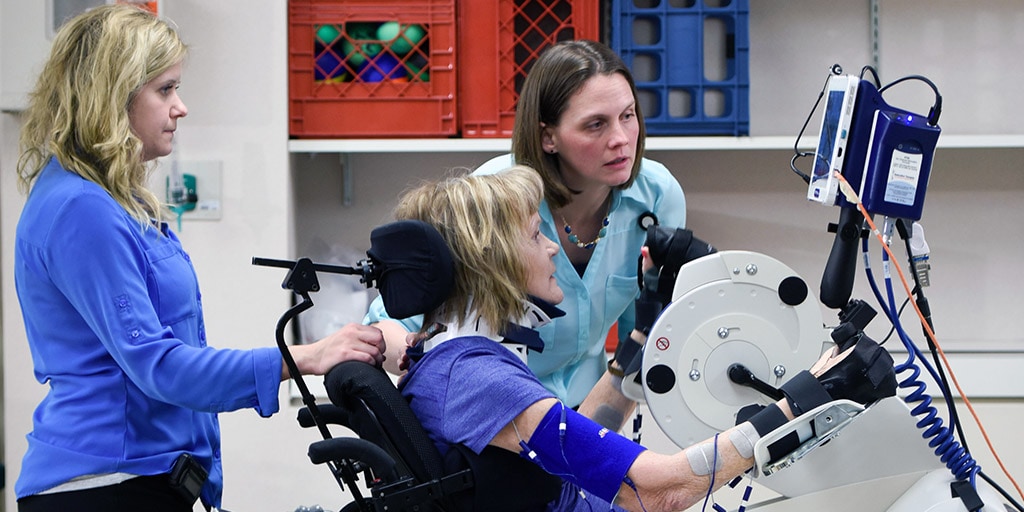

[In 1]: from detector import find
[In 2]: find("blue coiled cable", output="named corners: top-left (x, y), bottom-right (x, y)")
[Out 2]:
top-left (896, 353), bottom-right (977, 482)
top-left (861, 236), bottom-right (980, 486)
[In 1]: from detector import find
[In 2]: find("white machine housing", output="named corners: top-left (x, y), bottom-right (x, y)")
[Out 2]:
top-left (640, 250), bottom-right (1005, 511)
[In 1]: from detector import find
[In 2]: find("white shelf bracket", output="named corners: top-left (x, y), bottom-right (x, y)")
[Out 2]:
top-left (870, 0), bottom-right (881, 73)
top-left (341, 153), bottom-right (352, 206)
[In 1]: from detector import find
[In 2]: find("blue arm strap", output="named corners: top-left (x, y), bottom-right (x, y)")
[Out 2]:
top-left (519, 403), bottom-right (646, 503)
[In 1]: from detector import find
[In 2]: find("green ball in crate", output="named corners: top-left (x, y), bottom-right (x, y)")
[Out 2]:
top-left (376, 22), bottom-right (425, 55)
top-left (344, 22), bottom-right (383, 66)
top-left (405, 61), bottom-right (429, 82)
top-left (405, 53), bottom-right (430, 82)
top-left (315, 24), bottom-right (341, 44)
top-left (340, 40), bottom-right (382, 68)
top-left (340, 39), bottom-right (364, 67)
top-left (346, 22), bottom-right (379, 41)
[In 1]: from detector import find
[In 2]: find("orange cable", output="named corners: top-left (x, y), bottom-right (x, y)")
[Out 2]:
top-left (834, 173), bottom-right (1024, 502)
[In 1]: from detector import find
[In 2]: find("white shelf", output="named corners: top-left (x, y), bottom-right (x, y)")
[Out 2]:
top-left (648, 134), bottom-right (1024, 151)
top-left (288, 134), bottom-right (1024, 154)
top-left (289, 137), bottom-right (512, 154)
top-left (932, 134), bottom-right (1024, 148)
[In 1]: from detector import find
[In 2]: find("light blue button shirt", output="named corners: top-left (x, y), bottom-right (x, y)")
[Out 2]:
top-left (365, 154), bottom-right (685, 406)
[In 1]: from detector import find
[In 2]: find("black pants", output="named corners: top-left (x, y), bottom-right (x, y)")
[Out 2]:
top-left (18, 474), bottom-right (195, 512)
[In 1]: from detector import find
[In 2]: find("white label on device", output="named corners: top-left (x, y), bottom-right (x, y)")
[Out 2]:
top-left (884, 149), bottom-right (923, 206)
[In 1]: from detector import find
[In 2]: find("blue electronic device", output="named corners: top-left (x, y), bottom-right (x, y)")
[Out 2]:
top-left (837, 81), bottom-right (941, 221)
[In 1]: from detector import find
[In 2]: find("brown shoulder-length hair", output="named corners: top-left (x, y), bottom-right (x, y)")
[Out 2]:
top-left (511, 40), bottom-right (646, 209)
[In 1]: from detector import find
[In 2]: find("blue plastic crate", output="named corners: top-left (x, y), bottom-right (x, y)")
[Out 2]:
top-left (610, 0), bottom-right (750, 136)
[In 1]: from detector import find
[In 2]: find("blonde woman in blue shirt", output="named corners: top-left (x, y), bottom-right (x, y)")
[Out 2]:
top-left (366, 40), bottom-right (686, 425)
top-left (13, 6), bottom-right (384, 511)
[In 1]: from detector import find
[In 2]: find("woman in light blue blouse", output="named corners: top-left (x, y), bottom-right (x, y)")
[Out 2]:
top-left (12, 6), bottom-right (384, 511)
top-left (366, 40), bottom-right (686, 419)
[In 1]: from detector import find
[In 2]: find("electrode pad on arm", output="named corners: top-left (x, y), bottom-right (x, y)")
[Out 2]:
top-left (520, 403), bottom-right (646, 503)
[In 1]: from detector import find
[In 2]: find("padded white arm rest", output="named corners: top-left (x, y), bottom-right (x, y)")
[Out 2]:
top-left (753, 399), bottom-right (867, 477)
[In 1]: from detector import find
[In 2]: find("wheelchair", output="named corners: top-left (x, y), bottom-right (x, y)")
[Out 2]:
top-left (301, 361), bottom-right (471, 511)
top-left (255, 221), bottom-right (561, 512)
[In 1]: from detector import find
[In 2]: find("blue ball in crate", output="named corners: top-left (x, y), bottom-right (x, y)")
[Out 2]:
top-left (356, 52), bottom-right (407, 83)
top-left (315, 51), bottom-right (345, 82)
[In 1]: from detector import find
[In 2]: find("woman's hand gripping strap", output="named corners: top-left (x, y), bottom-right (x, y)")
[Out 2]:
top-left (518, 402), bottom-right (647, 503)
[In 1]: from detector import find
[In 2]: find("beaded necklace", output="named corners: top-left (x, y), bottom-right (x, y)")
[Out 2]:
top-left (561, 210), bottom-right (610, 250)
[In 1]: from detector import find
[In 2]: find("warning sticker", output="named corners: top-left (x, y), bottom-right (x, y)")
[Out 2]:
top-left (655, 337), bottom-right (670, 351)
top-left (884, 149), bottom-right (922, 206)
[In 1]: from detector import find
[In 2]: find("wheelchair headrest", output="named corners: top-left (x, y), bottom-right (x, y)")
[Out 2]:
top-left (368, 220), bottom-right (454, 319)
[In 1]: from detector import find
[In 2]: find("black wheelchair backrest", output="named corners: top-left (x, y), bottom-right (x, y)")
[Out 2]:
top-left (310, 360), bottom-right (472, 511)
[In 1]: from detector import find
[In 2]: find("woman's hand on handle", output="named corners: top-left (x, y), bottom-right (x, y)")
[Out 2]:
top-left (283, 323), bottom-right (386, 380)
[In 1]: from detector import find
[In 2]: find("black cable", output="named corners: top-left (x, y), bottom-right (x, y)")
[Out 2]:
top-left (892, 223), bottom-right (1024, 511)
top-left (876, 240), bottom-right (1023, 511)
top-left (857, 66), bottom-right (941, 127)
top-left (794, 65), bottom-right (942, 185)
top-left (789, 65), bottom-right (1018, 510)
top-left (878, 296), bottom-right (910, 346)
top-left (980, 470), bottom-right (1024, 512)
top-left (790, 66), bottom-right (839, 184)
top-left (790, 152), bottom-right (811, 185)
top-left (895, 224), bottom-right (970, 449)
top-left (878, 74), bottom-right (943, 126)
top-left (858, 65), bottom-right (882, 89)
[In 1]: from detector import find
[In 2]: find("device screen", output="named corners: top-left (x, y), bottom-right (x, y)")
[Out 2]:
top-left (812, 90), bottom-right (845, 181)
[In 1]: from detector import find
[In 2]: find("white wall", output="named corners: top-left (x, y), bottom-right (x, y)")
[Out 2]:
top-left (1, 2), bottom-right (345, 511)
top-left (2, 1), bottom-right (1023, 511)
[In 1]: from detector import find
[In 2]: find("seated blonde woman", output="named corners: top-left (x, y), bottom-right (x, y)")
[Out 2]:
top-left (390, 165), bottom-right (896, 512)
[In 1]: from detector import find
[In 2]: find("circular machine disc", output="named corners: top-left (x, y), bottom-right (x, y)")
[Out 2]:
top-left (642, 251), bottom-right (830, 450)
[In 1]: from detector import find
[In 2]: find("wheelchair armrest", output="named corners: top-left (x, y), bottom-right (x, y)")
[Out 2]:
top-left (753, 399), bottom-right (867, 476)
top-left (308, 437), bottom-right (399, 482)
top-left (297, 404), bottom-right (351, 429)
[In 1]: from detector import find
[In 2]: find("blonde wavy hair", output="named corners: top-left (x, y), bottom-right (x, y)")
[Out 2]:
top-left (394, 166), bottom-right (545, 334)
top-left (16, 4), bottom-right (188, 226)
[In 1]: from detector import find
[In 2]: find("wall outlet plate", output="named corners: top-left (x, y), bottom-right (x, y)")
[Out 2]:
top-left (158, 160), bottom-right (223, 221)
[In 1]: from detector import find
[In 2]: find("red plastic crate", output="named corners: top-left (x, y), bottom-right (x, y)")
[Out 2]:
top-left (288, 0), bottom-right (457, 138)
top-left (458, 0), bottom-right (600, 138)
